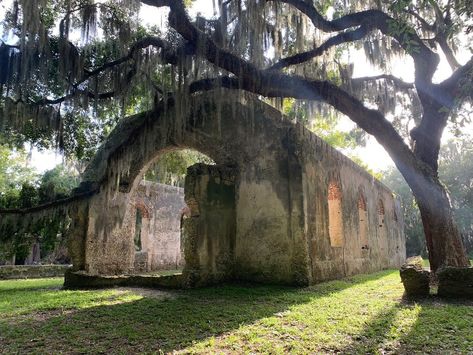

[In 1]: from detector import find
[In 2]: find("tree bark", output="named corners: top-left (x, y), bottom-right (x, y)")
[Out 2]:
top-left (418, 184), bottom-right (469, 273)
top-left (398, 160), bottom-right (470, 273)
top-left (405, 87), bottom-right (471, 273)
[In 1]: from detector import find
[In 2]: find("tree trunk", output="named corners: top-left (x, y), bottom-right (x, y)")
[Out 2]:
top-left (399, 92), bottom-right (470, 273)
top-left (402, 166), bottom-right (469, 273)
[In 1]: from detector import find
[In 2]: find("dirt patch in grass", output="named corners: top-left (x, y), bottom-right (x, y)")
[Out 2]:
top-left (114, 287), bottom-right (177, 300)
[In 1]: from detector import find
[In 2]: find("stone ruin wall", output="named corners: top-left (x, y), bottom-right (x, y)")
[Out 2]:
top-left (67, 90), bottom-right (405, 286)
top-left (131, 181), bottom-right (186, 272)
top-left (292, 121), bottom-right (405, 282)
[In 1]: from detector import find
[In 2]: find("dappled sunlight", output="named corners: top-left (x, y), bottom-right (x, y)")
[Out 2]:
top-left (380, 304), bottom-right (421, 349)
top-left (1, 271), bottom-right (472, 353)
top-left (177, 271), bottom-right (403, 353)
top-left (397, 300), bottom-right (473, 353)
top-left (0, 279), bottom-right (143, 318)
top-left (0, 278), bottom-right (62, 292)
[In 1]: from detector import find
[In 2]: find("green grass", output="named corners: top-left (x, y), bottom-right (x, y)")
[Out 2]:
top-left (0, 271), bottom-right (472, 354)
top-left (422, 259), bottom-right (473, 268)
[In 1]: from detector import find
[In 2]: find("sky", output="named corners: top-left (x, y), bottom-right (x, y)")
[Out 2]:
top-left (2, 0), bottom-right (472, 173)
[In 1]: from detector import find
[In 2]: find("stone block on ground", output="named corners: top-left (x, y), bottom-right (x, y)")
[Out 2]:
top-left (400, 256), bottom-right (430, 297)
top-left (437, 267), bottom-right (473, 299)
top-left (0, 265), bottom-right (70, 279)
top-left (63, 269), bottom-right (183, 290)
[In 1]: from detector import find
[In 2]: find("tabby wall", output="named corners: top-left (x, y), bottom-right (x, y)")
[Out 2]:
top-left (132, 181), bottom-right (186, 272)
top-left (68, 90), bottom-right (405, 285)
top-left (295, 123), bottom-right (405, 282)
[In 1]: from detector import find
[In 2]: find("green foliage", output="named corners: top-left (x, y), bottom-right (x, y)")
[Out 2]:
top-left (387, 18), bottom-right (419, 54)
top-left (1, 271), bottom-right (473, 352)
top-left (282, 98), bottom-right (365, 150)
top-left (145, 149), bottom-right (214, 187)
top-left (0, 145), bottom-right (37, 209)
top-left (0, 150), bottom-right (78, 263)
top-left (38, 165), bottom-right (80, 203)
top-left (18, 183), bottom-right (39, 209)
top-left (438, 139), bottom-right (473, 253)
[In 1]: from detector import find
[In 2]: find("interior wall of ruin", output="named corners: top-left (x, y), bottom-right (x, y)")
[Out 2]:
top-left (182, 164), bottom-right (237, 287)
top-left (83, 190), bottom-right (136, 275)
top-left (132, 181), bottom-right (186, 272)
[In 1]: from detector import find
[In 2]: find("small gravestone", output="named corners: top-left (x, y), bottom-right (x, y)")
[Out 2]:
top-left (400, 256), bottom-right (430, 297)
top-left (437, 267), bottom-right (473, 299)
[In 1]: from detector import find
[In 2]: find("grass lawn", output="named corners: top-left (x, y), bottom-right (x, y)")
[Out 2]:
top-left (422, 259), bottom-right (473, 268)
top-left (0, 270), bottom-right (472, 354)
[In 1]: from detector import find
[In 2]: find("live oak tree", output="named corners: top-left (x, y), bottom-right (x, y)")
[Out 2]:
top-left (0, 0), bottom-right (472, 273)
top-left (383, 137), bottom-right (473, 259)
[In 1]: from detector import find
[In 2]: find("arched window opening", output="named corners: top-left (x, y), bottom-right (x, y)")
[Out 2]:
top-left (328, 181), bottom-right (344, 248)
top-left (134, 208), bottom-right (143, 251)
top-left (144, 149), bottom-right (215, 188)
top-left (134, 202), bottom-right (150, 252)
top-left (378, 199), bottom-right (385, 227)
top-left (377, 198), bottom-right (388, 255)
top-left (132, 149), bottom-right (214, 274)
top-left (358, 192), bottom-right (368, 249)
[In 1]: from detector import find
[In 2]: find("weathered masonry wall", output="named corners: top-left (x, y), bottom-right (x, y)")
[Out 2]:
top-left (297, 125), bottom-right (405, 282)
top-left (0, 265), bottom-right (70, 279)
top-left (67, 89), bottom-right (405, 287)
top-left (183, 164), bottom-right (237, 286)
top-left (132, 181), bottom-right (186, 272)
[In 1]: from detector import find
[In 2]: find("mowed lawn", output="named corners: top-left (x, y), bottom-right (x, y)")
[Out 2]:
top-left (0, 271), bottom-right (472, 354)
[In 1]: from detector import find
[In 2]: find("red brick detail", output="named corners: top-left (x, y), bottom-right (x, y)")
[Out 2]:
top-left (358, 194), bottom-right (367, 211)
top-left (328, 182), bottom-right (342, 201)
top-left (135, 201), bottom-right (150, 218)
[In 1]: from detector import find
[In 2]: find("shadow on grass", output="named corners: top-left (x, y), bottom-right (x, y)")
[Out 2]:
top-left (395, 296), bottom-right (473, 353)
top-left (0, 272), bottom-right (391, 353)
top-left (337, 294), bottom-right (473, 354)
top-left (339, 305), bottom-right (400, 353)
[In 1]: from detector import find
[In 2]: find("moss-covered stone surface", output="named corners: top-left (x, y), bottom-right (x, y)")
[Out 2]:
top-left (0, 265), bottom-right (70, 280)
top-left (438, 267), bottom-right (473, 299)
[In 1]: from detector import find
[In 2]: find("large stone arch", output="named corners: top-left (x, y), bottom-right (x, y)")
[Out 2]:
top-left (68, 90), bottom-right (308, 286)
top-left (67, 89), bottom-right (405, 288)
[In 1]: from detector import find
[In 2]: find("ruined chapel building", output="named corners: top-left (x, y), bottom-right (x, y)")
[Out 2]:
top-left (66, 90), bottom-right (405, 287)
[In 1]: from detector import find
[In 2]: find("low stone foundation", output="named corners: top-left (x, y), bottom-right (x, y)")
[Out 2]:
top-left (0, 265), bottom-right (71, 280)
top-left (437, 267), bottom-right (473, 299)
top-left (399, 256), bottom-right (430, 297)
top-left (64, 269), bottom-right (183, 289)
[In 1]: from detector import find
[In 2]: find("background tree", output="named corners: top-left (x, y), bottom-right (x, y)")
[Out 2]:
top-left (0, 144), bottom-right (37, 208)
top-left (0, 146), bottom-right (78, 264)
top-left (0, 0), bottom-right (472, 272)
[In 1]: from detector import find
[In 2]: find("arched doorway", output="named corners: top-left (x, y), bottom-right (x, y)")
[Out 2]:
top-left (130, 149), bottom-right (215, 274)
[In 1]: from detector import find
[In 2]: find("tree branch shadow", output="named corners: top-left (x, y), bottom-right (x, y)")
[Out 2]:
top-left (336, 294), bottom-right (473, 354)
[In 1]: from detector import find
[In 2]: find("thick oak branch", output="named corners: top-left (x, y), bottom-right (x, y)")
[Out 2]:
top-left (272, 0), bottom-right (440, 83)
top-left (351, 74), bottom-right (414, 90)
top-left (269, 25), bottom-right (372, 70)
